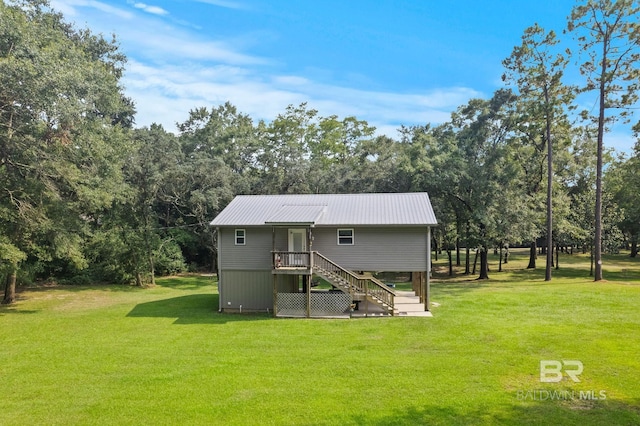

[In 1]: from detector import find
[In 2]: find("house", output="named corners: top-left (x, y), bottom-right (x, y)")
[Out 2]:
top-left (210, 192), bottom-right (437, 317)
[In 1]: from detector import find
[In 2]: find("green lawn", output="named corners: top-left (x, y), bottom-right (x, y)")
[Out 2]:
top-left (1, 251), bottom-right (639, 425)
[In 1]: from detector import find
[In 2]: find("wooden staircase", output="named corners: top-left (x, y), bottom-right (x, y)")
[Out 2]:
top-left (312, 252), bottom-right (429, 317)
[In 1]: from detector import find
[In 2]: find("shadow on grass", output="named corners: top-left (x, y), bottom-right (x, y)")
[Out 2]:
top-left (504, 264), bottom-right (640, 284)
top-left (0, 305), bottom-right (39, 315)
top-left (154, 274), bottom-right (217, 291)
top-left (432, 281), bottom-right (486, 297)
top-left (432, 251), bottom-right (640, 289)
top-left (126, 293), bottom-right (272, 325)
top-left (16, 283), bottom-right (145, 294)
top-left (350, 398), bottom-right (640, 425)
top-left (11, 274), bottom-right (217, 296)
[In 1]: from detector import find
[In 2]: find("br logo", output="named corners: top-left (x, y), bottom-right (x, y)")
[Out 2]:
top-left (540, 360), bottom-right (583, 383)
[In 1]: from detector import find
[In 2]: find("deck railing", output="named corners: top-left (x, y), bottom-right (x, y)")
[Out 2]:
top-left (272, 251), bottom-right (310, 269)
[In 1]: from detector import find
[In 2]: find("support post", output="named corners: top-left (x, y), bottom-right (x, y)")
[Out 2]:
top-left (306, 274), bottom-right (311, 318)
top-left (425, 226), bottom-right (431, 311)
top-left (273, 274), bottom-right (278, 317)
top-left (272, 226), bottom-right (277, 316)
top-left (365, 281), bottom-right (369, 317)
top-left (215, 227), bottom-right (222, 313)
top-left (412, 272), bottom-right (422, 302)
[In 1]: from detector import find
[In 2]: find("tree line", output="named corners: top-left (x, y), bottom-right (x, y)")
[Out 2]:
top-left (1, 0), bottom-right (640, 303)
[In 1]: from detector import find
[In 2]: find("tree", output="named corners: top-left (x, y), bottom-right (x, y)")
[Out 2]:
top-left (254, 103), bottom-right (317, 194)
top-left (406, 91), bottom-right (518, 279)
top-left (177, 105), bottom-right (250, 270)
top-left (308, 116), bottom-right (379, 194)
top-left (503, 24), bottom-right (575, 280)
top-left (0, 0), bottom-right (133, 301)
top-left (451, 90), bottom-right (521, 279)
top-left (567, 0), bottom-right (640, 281)
top-left (606, 151), bottom-right (640, 257)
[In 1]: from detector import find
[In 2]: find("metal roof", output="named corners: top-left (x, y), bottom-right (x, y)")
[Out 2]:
top-left (210, 193), bottom-right (437, 227)
top-left (265, 205), bottom-right (327, 225)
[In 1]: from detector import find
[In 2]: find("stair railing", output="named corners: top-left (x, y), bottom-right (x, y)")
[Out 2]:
top-left (312, 251), bottom-right (361, 292)
top-left (365, 276), bottom-right (396, 311)
top-left (312, 251), bottom-right (396, 313)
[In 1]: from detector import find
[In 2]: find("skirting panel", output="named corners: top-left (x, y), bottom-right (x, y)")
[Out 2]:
top-left (276, 292), bottom-right (351, 318)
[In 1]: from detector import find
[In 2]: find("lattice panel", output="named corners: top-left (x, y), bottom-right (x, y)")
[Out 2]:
top-left (276, 293), bottom-right (306, 317)
top-left (276, 292), bottom-right (351, 318)
top-left (310, 293), bottom-right (350, 318)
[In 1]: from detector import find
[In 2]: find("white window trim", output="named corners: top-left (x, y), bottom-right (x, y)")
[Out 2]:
top-left (337, 228), bottom-right (354, 245)
top-left (235, 229), bottom-right (246, 245)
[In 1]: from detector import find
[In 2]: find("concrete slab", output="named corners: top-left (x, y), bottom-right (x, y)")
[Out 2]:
top-left (397, 311), bottom-right (433, 317)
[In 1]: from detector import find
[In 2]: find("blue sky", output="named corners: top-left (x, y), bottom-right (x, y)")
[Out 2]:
top-left (50, 0), bottom-right (636, 151)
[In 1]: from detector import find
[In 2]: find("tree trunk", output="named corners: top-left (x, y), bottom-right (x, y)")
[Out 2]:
top-left (478, 247), bottom-right (489, 280)
top-left (433, 238), bottom-right (438, 261)
top-left (527, 241), bottom-right (536, 269)
top-left (593, 46), bottom-right (606, 282)
top-left (555, 243), bottom-right (559, 270)
top-left (132, 252), bottom-right (143, 286)
top-left (2, 269), bottom-right (17, 305)
top-left (149, 255), bottom-right (156, 286)
top-left (544, 85), bottom-right (553, 282)
top-left (465, 247), bottom-right (471, 275)
top-left (472, 249), bottom-right (479, 275)
top-left (498, 243), bottom-right (503, 272)
top-left (447, 249), bottom-right (453, 276)
top-left (464, 222), bottom-right (471, 274)
top-left (630, 236), bottom-right (638, 258)
top-left (504, 246), bottom-right (509, 264)
top-left (456, 237), bottom-right (461, 266)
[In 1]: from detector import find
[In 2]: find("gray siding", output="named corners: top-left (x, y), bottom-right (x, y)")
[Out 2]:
top-left (219, 270), bottom-right (272, 311)
top-left (218, 227), bottom-right (306, 311)
top-left (219, 271), bottom-right (301, 311)
top-left (219, 225), bottom-right (428, 272)
top-left (311, 226), bottom-right (428, 272)
top-left (273, 228), bottom-right (289, 252)
top-left (219, 227), bottom-right (272, 270)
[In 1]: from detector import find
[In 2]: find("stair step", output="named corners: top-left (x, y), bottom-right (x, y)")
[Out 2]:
top-left (394, 303), bottom-right (426, 312)
top-left (395, 296), bottom-right (420, 304)
top-left (395, 311), bottom-right (434, 317)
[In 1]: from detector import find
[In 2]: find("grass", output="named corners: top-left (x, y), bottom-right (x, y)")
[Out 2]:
top-left (1, 251), bottom-right (639, 425)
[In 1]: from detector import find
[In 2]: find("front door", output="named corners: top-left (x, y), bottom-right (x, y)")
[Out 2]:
top-left (288, 229), bottom-right (307, 266)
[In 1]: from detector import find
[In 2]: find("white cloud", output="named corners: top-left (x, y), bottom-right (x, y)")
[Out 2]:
top-left (52, 0), bottom-right (483, 139)
top-left (192, 0), bottom-right (246, 10)
top-left (51, 0), bottom-right (134, 20)
top-left (123, 60), bottom-right (476, 136)
top-left (132, 2), bottom-right (169, 16)
top-left (53, 0), bottom-right (265, 65)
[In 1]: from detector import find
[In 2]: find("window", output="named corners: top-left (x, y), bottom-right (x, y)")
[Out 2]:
top-left (337, 228), bottom-right (354, 245)
top-left (235, 229), bottom-right (246, 245)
